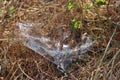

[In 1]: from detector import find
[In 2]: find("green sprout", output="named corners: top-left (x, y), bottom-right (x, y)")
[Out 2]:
top-left (67, 0), bottom-right (73, 11)
top-left (85, 3), bottom-right (92, 9)
top-left (94, 0), bottom-right (106, 6)
top-left (9, 5), bottom-right (16, 17)
top-left (70, 18), bottom-right (81, 30)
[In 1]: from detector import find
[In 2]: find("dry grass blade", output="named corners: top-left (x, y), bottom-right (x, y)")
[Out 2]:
top-left (33, 59), bottom-right (54, 78)
top-left (0, 39), bottom-right (13, 41)
top-left (100, 28), bottom-right (116, 67)
top-left (108, 49), bottom-right (120, 80)
top-left (9, 67), bottom-right (19, 80)
top-left (69, 73), bottom-right (78, 80)
top-left (93, 28), bottom-right (117, 80)
top-left (14, 73), bottom-right (23, 80)
top-left (5, 61), bottom-right (17, 80)
top-left (0, 38), bottom-right (22, 41)
top-left (17, 62), bottom-right (34, 80)
top-left (0, 0), bottom-right (120, 79)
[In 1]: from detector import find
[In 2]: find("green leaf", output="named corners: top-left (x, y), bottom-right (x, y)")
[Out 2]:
top-left (9, 6), bottom-right (15, 12)
top-left (70, 18), bottom-right (81, 30)
top-left (95, 0), bottom-right (106, 6)
top-left (85, 3), bottom-right (92, 9)
top-left (8, 5), bottom-right (16, 17)
top-left (95, 0), bottom-right (104, 3)
top-left (67, 0), bottom-right (73, 10)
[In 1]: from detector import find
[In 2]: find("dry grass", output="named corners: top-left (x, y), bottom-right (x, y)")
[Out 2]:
top-left (0, 0), bottom-right (120, 80)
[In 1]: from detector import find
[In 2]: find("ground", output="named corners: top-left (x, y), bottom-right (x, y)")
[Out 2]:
top-left (0, 0), bottom-right (120, 80)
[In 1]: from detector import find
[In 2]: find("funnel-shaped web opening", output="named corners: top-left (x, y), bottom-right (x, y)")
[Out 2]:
top-left (16, 22), bottom-right (95, 72)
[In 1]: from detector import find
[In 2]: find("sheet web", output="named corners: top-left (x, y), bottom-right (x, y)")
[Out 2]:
top-left (16, 22), bottom-right (95, 72)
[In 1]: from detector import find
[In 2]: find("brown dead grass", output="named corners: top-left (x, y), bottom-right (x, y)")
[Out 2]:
top-left (0, 0), bottom-right (120, 80)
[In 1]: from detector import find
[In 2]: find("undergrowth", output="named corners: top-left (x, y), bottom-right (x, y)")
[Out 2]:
top-left (0, 0), bottom-right (120, 80)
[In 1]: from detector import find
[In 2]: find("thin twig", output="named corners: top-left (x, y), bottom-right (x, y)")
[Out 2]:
top-left (93, 27), bottom-right (117, 80)
top-left (17, 62), bottom-right (34, 80)
top-left (5, 61), bottom-right (17, 80)
top-left (0, 38), bottom-right (22, 41)
top-left (14, 73), bottom-right (23, 80)
top-left (10, 67), bottom-right (19, 80)
top-left (100, 28), bottom-right (116, 66)
top-left (109, 49), bottom-right (120, 80)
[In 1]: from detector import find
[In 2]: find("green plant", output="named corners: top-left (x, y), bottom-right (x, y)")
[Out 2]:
top-left (94, 0), bottom-right (106, 6)
top-left (70, 18), bottom-right (81, 30)
top-left (67, 0), bottom-right (73, 11)
top-left (85, 3), bottom-right (92, 10)
top-left (8, 5), bottom-right (16, 17)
